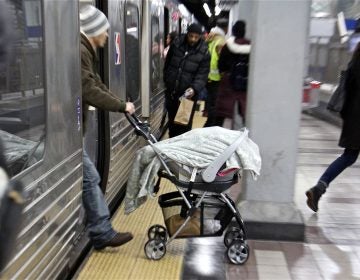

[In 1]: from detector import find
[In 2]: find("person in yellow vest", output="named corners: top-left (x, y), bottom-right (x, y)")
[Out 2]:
top-left (203, 18), bottom-right (228, 127)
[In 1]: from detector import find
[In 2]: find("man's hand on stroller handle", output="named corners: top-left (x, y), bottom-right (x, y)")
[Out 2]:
top-left (125, 102), bottom-right (135, 114)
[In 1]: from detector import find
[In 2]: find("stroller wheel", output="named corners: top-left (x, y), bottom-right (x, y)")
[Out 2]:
top-left (227, 241), bottom-right (249, 265)
top-left (144, 239), bottom-right (166, 260)
top-left (148, 224), bottom-right (168, 241)
top-left (224, 227), bottom-right (244, 247)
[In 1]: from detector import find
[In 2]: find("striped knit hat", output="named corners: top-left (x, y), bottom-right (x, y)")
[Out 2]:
top-left (80, 5), bottom-right (110, 37)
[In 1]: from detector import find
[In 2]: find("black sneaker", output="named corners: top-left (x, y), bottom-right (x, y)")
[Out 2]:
top-left (305, 186), bottom-right (323, 212)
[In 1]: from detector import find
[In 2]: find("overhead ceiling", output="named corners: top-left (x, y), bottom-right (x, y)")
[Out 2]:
top-left (179, 0), bottom-right (218, 31)
top-left (179, 0), bottom-right (237, 31)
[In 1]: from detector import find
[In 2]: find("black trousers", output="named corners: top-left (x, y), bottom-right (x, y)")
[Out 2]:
top-left (203, 80), bottom-right (220, 127)
top-left (165, 92), bottom-right (197, 138)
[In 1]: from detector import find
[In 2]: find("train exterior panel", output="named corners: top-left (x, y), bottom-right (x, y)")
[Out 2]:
top-left (1, 0), bottom-right (83, 278)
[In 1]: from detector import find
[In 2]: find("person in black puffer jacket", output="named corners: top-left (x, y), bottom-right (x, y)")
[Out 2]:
top-left (163, 23), bottom-right (210, 137)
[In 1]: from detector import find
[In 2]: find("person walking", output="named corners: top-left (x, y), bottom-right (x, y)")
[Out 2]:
top-left (306, 42), bottom-right (360, 212)
top-left (80, 5), bottom-right (135, 249)
top-left (215, 20), bottom-right (251, 127)
top-left (163, 23), bottom-right (210, 138)
top-left (203, 18), bottom-right (228, 127)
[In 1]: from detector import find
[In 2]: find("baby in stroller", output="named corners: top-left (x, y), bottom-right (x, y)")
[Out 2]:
top-left (124, 114), bottom-right (261, 265)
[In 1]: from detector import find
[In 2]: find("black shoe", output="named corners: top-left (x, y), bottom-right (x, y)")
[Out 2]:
top-left (305, 186), bottom-right (323, 212)
top-left (94, 232), bottom-right (133, 250)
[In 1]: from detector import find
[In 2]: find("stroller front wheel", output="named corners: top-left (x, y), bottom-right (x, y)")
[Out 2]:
top-left (227, 240), bottom-right (249, 265)
top-left (148, 224), bottom-right (168, 241)
top-left (224, 227), bottom-right (244, 247)
top-left (144, 239), bottom-right (167, 260)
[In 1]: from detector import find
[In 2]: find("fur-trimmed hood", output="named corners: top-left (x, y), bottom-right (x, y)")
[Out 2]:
top-left (226, 36), bottom-right (251, 54)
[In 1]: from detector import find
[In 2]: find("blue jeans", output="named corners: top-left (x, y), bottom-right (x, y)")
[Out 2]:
top-left (82, 150), bottom-right (116, 247)
top-left (318, 148), bottom-right (359, 189)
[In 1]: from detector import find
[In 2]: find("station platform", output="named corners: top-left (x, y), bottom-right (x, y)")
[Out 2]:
top-left (75, 112), bottom-right (360, 280)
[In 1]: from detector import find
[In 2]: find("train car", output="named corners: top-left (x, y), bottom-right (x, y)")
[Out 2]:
top-left (0, 0), bottom-right (192, 278)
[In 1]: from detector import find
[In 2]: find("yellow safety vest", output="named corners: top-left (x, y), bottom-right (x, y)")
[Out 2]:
top-left (208, 36), bottom-right (224, 82)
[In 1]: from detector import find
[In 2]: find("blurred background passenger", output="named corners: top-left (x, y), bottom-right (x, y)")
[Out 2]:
top-left (203, 18), bottom-right (228, 127)
top-left (306, 41), bottom-right (360, 212)
top-left (163, 31), bottom-right (177, 58)
top-left (215, 20), bottom-right (251, 128)
top-left (163, 23), bottom-right (210, 138)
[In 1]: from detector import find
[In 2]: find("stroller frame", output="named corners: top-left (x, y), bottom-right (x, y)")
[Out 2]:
top-left (126, 113), bottom-right (250, 265)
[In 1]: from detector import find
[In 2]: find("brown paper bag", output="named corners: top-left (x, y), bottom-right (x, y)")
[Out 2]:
top-left (174, 98), bottom-right (194, 126)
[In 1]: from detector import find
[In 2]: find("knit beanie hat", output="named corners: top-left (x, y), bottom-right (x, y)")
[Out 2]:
top-left (187, 23), bottom-right (203, 34)
top-left (80, 5), bottom-right (110, 37)
top-left (232, 20), bottom-right (246, 39)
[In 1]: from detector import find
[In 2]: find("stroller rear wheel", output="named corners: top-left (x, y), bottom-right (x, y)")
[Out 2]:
top-left (148, 224), bottom-right (168, 241)
top-left (227, 240), bottom-right (249, 265)
top-left (224, 227), bottom-right (244, 247)
top-left (144, 239), bottom-right (166, 260)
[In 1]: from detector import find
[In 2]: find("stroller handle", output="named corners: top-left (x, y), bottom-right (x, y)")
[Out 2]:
top-left (125, 112), bottom-right (156, 143)
top-left (125, 112), bottom-right (141, 128)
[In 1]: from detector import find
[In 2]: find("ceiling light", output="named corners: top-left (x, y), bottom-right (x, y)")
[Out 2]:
top-left (203, 3), bottom-right (212, 18)
top-left (215, 5), bottom-right (221, 16)
top-left (178, 4), bottom-right (190, 17)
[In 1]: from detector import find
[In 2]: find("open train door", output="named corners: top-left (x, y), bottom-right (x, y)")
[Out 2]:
top-left (80, 0), bottom-right (111, 193)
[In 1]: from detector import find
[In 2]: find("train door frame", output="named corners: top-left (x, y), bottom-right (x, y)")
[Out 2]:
top-left (100, 0), bottom-right (144, 209)
top-left (94, 0), bottom-right (111, 193)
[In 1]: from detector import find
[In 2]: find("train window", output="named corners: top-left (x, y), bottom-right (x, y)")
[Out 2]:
top-left (0, 0), bottom-right (45, 177)
top-left (125, 4), bottom-right (140, 102)
top-left (151, 16), bottom-right (161, 91)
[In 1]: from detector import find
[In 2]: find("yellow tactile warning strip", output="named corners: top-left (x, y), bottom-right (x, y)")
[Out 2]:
top-left (78, 179), bottom-right (185, 280)
top-left (77, 109), bottom-right (207, 280)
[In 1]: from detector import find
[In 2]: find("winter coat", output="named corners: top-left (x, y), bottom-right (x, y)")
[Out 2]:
top-left (163, 34), bottom-right (210, 98)
top-left (339, 48), bottom-right (360, 149)
top-left (80, 33), bottom-right (126, 133)
top-left (215, 37), bottom-right (251, 119)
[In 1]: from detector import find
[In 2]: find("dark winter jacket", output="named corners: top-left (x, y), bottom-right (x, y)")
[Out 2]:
top-left (81, 33), bottom-right (126, 133)
top-left (215, 37), bottom-right (251, 119)
top-left (339, 46), bottom-right (360, 149)
top-left (163, 34), bottom-right (210, 97)
top-left (218, 37), bottom-right (250, 73)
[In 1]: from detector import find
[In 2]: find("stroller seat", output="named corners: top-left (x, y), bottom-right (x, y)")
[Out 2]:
top-left (159, 161), bottom-right (239, 193)
top-left (158, 167), bottom-right (238, 193)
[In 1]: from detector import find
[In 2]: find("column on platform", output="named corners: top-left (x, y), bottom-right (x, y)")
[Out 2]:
top-left (232, 0), bottom-right (311, 241)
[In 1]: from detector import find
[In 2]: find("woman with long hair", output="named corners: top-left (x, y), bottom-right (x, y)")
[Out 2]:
top-left (163, 31), bottom-right (177, 58)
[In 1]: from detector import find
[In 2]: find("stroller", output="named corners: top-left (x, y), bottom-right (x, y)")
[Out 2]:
top-left (126, 113), bottom-right (250, 265)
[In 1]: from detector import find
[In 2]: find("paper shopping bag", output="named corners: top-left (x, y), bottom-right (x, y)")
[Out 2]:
top-left (174, 98), bottom-right (194, 126)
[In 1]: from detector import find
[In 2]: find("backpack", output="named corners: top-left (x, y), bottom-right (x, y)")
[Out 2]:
top-left (229, 53), bottom-right (249, 91)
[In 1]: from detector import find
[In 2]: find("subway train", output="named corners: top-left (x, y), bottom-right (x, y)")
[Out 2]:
top-left (0, 0), bottom-right (193, 278)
